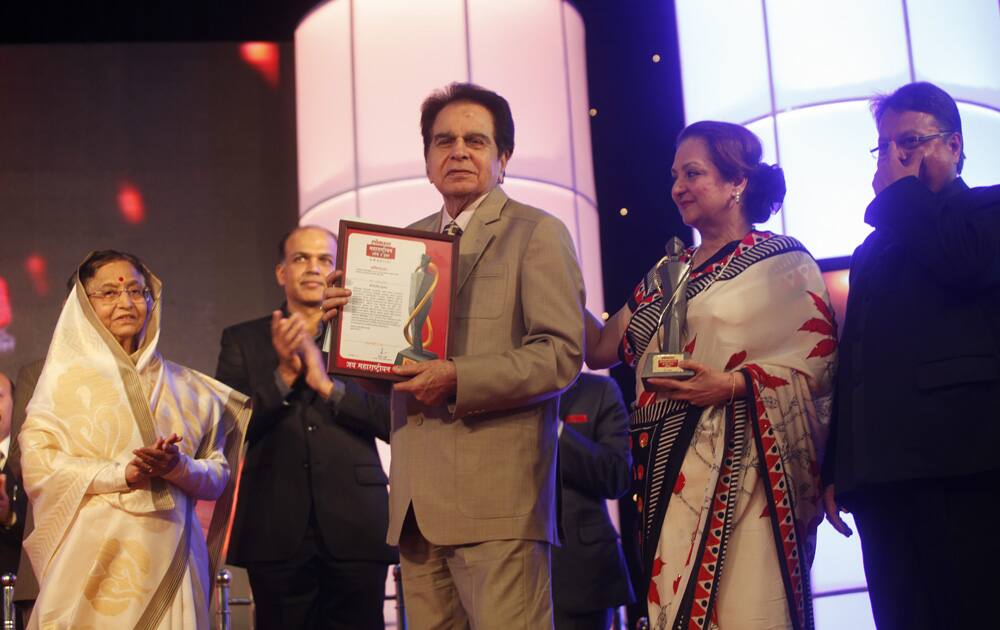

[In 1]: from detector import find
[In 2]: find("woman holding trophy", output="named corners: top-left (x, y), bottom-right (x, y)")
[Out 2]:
top-left (587, 121), bottom-right (836, 629)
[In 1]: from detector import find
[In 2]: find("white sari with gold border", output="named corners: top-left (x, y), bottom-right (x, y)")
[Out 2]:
top-left (20, 269), bottom-right (249, 630)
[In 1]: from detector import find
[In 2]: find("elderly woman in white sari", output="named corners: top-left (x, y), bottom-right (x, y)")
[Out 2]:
top-left (19, 250), bottom-right (249, 630)
top-left (588, 122), bottom-right (837, 630)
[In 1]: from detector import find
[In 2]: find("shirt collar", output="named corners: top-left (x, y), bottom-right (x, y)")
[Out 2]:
top-left (439, 191), bottom-right (491, 232)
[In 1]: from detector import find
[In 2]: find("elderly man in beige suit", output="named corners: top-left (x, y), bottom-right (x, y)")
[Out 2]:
top-left (321, 82), bottom-right (584, 628)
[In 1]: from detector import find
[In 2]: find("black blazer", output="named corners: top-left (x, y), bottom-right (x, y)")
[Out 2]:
top-left (824, 177), bottom-right (1000, 501)
top-left (6, 359), bottom-right (43, 601)
top-left (0, 464), bottom-right (25, 578)
top-left (552, 373), bottom-right (635, 614)
top-left (216, 315), bottom-right (397, 565)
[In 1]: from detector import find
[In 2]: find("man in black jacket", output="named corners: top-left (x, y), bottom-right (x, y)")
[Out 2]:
top-left (823, 82), bottom-right (1000, 630)
top-left (0, 371), bottom-right (20, 576)
top-left (216, 226), bottom-right (397, 630)
top-left (553, 373), bottom-right (635, 630)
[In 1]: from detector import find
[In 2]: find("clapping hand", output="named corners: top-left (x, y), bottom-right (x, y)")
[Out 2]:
top-left (129, 433), bottom-right (183, 485)
top-left (299, 333), bottom-right (335, 399)
top-left (272, 311), bottom-right (307, 386)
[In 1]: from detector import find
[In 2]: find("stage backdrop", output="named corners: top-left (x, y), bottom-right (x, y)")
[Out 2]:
top-left (0, 42), bottom-right (299, 378)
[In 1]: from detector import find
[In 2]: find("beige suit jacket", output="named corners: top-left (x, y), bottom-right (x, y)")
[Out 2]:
top-left (386, 187), bottom-right (585, 547)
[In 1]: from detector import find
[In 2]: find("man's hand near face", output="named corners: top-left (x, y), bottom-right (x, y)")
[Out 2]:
top-left (392, 360), bottom-right (458, 407)
top-left (873, 140), bottom-right (924, 195)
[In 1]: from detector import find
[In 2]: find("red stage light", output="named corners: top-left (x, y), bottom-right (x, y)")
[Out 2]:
top-left (239, 42), bottom-right (280, 88)
top-left (117, 181), bottom-right (146, 225)
top-left (24, 254), bottom-right (50, 297)
top-left (0, 276), bottom-right (11, 328)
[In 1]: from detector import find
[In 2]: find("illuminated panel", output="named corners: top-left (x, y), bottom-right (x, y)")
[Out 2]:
top-left (814, 592), bottom-right (876, 630)
top-left (352, 0), bottom-right (467, 186)
top-left (811, 505), bottom-right (868, 593)
top-left (298, 192), bottom-right (358, 235)
top-left (294, 1), bottom-right (356, 214)
top-left (776, 102), bottom-right (875, 260)
top-left (907, 0), bottom-right (1000, 106)
top-left (675, 0), bottom-right (770, 123)
top-left (766, 0), bottom-right (909, 109)
top-left (743, 116), bottom-right (784, 236)
top-left (675, 3), bottom-right (999, 627)
top-left (468, 0), bottom-right (573, 186)
top-left (563, 6), bottom-right (597, 207)
top-left (677, 0), bottom-right (1000, 268)
top-left (956, 104), bottom-right (1000, 189)
top-left (356, 178), bottom-right (447, 227)
top-left (575, 197), bottom-right (605, 317)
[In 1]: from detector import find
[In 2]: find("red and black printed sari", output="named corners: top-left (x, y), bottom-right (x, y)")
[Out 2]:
top-left (623, 231), bottom-right (836, 630)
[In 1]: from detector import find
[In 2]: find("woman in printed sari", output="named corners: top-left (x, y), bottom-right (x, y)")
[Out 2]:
top-left (587, 122), bottom-right (837, 630)
top-left (19, 250), bottom-right (249, 629)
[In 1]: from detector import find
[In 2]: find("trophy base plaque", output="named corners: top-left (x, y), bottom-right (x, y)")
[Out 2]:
top-left (641, 352), bottom-right (694, 385)
top-left (394, 348), bottom-right (438, 366)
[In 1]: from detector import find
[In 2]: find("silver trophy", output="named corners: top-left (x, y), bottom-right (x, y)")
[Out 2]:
top-left (394, 254), bottom-right (439, 365)
top-left (641, 237), bottom-right (695, 384)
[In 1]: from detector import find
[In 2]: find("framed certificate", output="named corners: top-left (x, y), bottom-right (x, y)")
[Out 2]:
top-left (325, 220), bottom-right (459, 380)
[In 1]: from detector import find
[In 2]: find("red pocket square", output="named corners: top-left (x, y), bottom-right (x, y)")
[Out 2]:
top-left (566, 414), bottom-right (589, 424)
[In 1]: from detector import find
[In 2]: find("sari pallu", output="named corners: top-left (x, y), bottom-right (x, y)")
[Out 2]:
top-left (20, 266), bottom-right (249, 630)
top-left (624, 232), bottom-right (836, 630)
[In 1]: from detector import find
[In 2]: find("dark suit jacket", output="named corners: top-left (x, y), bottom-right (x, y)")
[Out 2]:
top-left (5, 359), bottom-right (43, 602)
top-left (0, 471), bottom-right (21, 577)
top-left (216, 315), bottom-right (397, 565)
top-left (552, 373), bottom-right (635, 614)
top-left (824, 177), bottom-right (1000, 502)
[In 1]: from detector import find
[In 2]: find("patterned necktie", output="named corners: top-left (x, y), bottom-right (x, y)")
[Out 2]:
top-left (444, 221), bottom-right (463, 237)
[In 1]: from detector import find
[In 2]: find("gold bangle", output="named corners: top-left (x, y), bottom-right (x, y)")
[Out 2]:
top-left (728, 372), bottom-right (737, 405)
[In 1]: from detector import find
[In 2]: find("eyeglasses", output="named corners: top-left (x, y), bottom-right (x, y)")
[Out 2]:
top-left (87, 287), bottom-right (152, 303)
top-left (869, 131), bottom-right (954, 158)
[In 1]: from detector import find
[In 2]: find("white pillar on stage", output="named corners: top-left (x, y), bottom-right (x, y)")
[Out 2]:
top-left (675, 0), bottom-right (1000, 262)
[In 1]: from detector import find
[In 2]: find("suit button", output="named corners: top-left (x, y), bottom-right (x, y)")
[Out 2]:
top-left (307, 424), bottom-right (316, 432)
top-left (302, 463), bottom-right (310, 469)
